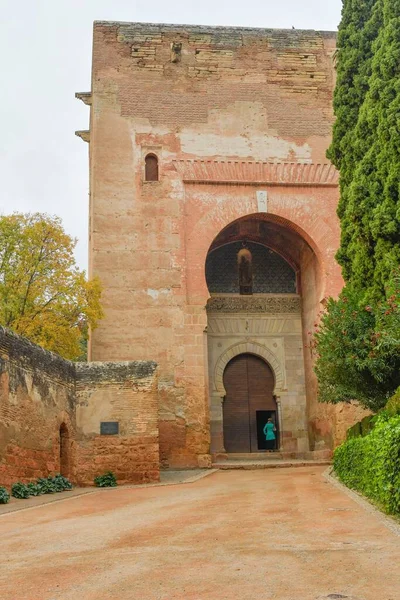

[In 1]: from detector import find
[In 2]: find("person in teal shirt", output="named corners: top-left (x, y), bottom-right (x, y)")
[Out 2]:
top-left (263, 418), bottom-right (276, 451)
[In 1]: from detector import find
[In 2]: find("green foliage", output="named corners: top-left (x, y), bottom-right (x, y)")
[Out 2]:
top-left (317, 0), bottom-right (400, 406)
top-left (0, 487), bottom-right (10, 504)
top-left (385, 387), bottom-right (400, 416)
top-left (340, 0), bottom-right (400, 294)
top-left (346, 421), bottom-right (362, 439)
top-left (26, 482), bottom-right (43, 497)
top-left (52, 474), bottom-right (73, 492)
top-left (313, 278), bottom-right (400, 410)
top-left (11, 482), bottom-right (31, 499)
top-left (36, 475), bottom-right (74, 494)
top-left (346, 414), bottom-right (378, 439)
top-left (328, 0), bottom-right (381, 180)
top-left (94, 471), bottom-right (117, 488)
top-left (0, 212), bottom-right (103, 360)
top-left (5, 476), bottom-right (73, 502)
top-left (360, 414), bottom-right (378, 436)
top-left (334, 413), bottom-right (400, 514)
top-left (36, 477), bottom-right (57, 494)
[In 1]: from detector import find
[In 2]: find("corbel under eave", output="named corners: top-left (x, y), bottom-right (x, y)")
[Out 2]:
top-left (75, 92), bottom-right (92, 105)
top-left (75, 130), bottom-right (90, 143)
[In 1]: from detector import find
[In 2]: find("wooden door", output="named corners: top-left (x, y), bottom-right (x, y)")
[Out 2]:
top-left (223, 354), bottom-right (276, 453)
top-left (223, 355), bottom-right (250, 452)
top-left (247, 357), bottom-right (276, 451)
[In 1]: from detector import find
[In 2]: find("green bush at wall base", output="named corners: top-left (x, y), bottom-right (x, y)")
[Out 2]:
top-left (53, 474), bottom-right (73, 492)
top-left (11, 483), bottom-right (31, 499)
top-left (26, 482), bottom-right (43, 496)
top-left (334, 413), bottom-right (400, 515)
top-left (3, 476), bottom-right (74, 502)
top-left (36, 475), bottom-right (73, 494)
top-left (37, 477), bottom-right (57, 494)
top-left (0, 487), bottom-right (10, 504)
top-left (94, 471), bottom-right (117, 487)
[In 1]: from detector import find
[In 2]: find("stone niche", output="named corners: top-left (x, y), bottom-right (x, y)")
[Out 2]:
top-left (206, 295), bottom-right (309, 455)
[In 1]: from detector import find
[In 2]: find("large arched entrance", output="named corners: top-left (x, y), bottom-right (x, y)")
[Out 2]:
top-left (206, 213), bottom-right (319, 456)
top-left (223, 354), bottom-right (278, 453)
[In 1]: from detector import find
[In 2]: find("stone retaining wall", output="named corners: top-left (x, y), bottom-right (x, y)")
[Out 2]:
top-left (0, 327), bottom-right (159, 487)
top-left (75, 361), bottom-right (159, 485)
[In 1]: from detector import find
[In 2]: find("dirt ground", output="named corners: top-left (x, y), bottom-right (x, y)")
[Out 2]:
top-left (0, 467), bottom-right (398, 600)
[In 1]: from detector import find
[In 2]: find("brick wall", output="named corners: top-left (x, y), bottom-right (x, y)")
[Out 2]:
top-left (0, 327), bottom-right (159, 488)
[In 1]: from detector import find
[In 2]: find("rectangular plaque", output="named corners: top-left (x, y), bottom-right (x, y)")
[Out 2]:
top-left (100, 421), bottom-right (119, 435)
top-left (256, 190), bottom-right (268, 213)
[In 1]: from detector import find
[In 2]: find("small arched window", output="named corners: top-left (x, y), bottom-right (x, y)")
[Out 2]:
top-left (145, 154), bottom-right (159, 182)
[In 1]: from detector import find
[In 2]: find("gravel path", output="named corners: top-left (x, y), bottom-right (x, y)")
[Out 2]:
top-left (0, 467), bottom-right (398, 600)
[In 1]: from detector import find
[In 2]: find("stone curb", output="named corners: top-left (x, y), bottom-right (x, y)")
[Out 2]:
top-left (323, 467), bottom-right (400, 537)
top-left (0, 469), bottom-right (219, 517)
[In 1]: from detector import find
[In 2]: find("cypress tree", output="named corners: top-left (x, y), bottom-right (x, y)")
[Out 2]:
top-left (344, 0), bottom-right (400, 296)
top-left (327, 0), bottom-right (382, 282)
top-left (314, 0), bottom-right (400, 410)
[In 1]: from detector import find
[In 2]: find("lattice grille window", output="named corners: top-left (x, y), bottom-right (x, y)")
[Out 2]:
top-left (206, 241), bottom-right (296, 294)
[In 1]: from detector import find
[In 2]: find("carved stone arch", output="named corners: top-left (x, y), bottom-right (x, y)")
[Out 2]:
top-left (214, 341), bottom-right (285, 396)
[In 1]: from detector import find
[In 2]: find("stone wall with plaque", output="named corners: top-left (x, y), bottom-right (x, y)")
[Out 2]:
top-left (0, 327), bottom-right (160, 487)
top-left (75, 360), bottom-right (160, 485)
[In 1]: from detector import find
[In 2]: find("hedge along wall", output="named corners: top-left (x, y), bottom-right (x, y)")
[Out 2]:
top-left (334, 412), bottom-right (400, 515)
top-left (0, 327), bottom-right (160, 487)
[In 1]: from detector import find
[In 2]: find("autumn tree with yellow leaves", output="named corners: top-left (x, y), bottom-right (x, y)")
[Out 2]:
top-left (0, 213), bottom-right (103, 360)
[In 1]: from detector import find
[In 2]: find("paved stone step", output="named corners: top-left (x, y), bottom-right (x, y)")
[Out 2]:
top-left (213, 450), bottom-right (332, 462)
top-left (212, 459), bottom-right (332, 470)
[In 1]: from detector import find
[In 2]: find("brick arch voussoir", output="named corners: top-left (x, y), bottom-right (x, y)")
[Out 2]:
top-left (215, 342), bottom-right (284, 396)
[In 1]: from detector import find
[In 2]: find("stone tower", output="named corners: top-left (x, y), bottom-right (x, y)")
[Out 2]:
top-left (76, 22), bottom-right (363, 468)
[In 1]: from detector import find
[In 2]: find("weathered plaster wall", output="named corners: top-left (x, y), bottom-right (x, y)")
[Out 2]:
top-left (0, 327), bottom-right (75, 487)
top-left (86, 22), bottom-right (358, 464)
top-left (0, 328), bottom-right (159, 487)
top-left (75, 361), bottom-right (159, 485)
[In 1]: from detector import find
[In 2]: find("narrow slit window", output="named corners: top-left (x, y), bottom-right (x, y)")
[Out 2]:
top-left (145, 154), bottom-right (159, 181)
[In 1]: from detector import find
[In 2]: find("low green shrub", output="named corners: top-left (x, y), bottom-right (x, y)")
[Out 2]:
top-left (94, 471), bottom-right (117, 488)
top-left (11, 482), bottom-right (31, 499)
top-left (6, 476), bottom-right (74, 502)
top-left (37, 477), bottom-right (57, 494)
top-left (334, 413), bottom-right (400, 515)
top-left (26, 482), bottom-right (43, 497)
top-left (0, 487), bottom-right (10, 504)
top-left (52, 474), bottom-right (73, 492)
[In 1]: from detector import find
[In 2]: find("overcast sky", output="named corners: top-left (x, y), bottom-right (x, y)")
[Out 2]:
top-left (0, 0), bottom-right (342, 270)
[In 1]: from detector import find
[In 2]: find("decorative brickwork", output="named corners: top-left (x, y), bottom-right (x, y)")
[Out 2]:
top-left (173, 161), bottom-right (339, 186)
top-left (206, 296), bottom-right (301, 313)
